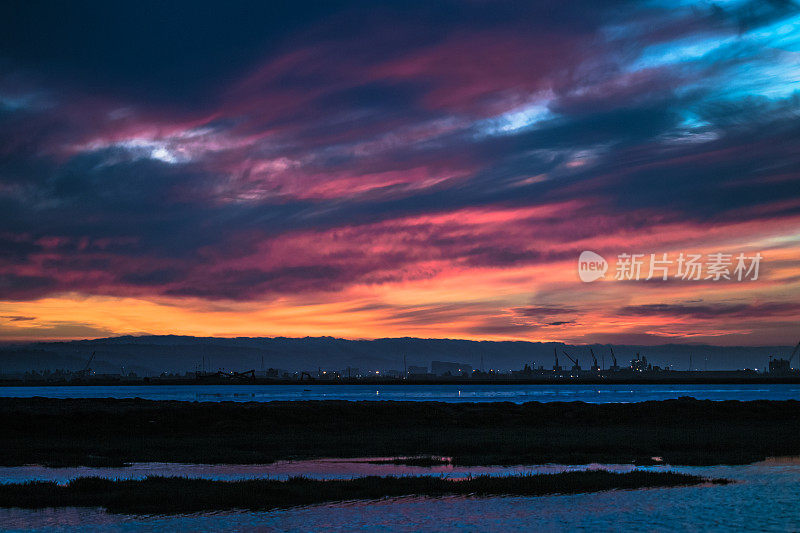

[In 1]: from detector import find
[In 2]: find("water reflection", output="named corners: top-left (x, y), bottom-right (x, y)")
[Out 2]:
top-left (1, 461), bottom-right (799, 531)
top-left (1, 383), bottom-right (799, 403)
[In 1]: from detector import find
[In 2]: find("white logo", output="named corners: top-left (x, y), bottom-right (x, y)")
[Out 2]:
top-left (578, 251), bottom-right (607, 282)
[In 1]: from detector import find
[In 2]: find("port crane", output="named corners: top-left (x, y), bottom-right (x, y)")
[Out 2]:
top-left (609, 346), bottom-right (620, 371)
top-left (788, 340), bottom-right (800, 369)
top-left (219, 369), bottom-right (255, 381)
top-left (552, 347), bottom-right (563, 371)
top-left (76, 351), bottom-right (95, 379)
top-left (769, 340), bottom-right (800, 374)
top-left (589, 348), bottom-right (600, 372)
top-left (562, 350), bottom-right (582, 372)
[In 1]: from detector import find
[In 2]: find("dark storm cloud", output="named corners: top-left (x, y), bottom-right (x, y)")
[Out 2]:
top-left (1, 315), bottom-right (35, 321)
top-left (514, 306), bottom-right (578, 317)
top-left (0, 273), bottom-right (57, 300)
top-left (0, 0), bottom-right (640, 106)
top-left (0, 1), bottom-right (349, 105)
top-left (0, 0), bottom-right (798, 303)
top-left (618, 302), bottom-right (800, 320)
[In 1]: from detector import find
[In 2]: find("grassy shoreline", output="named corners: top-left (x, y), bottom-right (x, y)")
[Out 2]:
top-left (0, 472), bottom-right (724, 514)
top-left (1, 397), bottom-right (799, 467)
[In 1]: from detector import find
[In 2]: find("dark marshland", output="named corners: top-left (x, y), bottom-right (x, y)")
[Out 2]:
top-left (0, 471), bottom-right (724, 514)
top-left (2, 397), bottom-right (799, 467)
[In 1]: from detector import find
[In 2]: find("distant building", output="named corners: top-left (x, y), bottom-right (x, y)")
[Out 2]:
top-left (630, 354), bottom-right (650, 372)
top-left (255, 368), bottom-right (290, 378)
top-left (431, 361), bottom-right (473, 377)
top-left (769, 358), bottom-right (791, 374)
top-left (343, 367), bottom-right (360, 378)
top-left (407, 365), bottom-right (427, 375)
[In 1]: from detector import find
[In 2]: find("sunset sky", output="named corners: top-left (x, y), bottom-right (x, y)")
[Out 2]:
top-left (0, 0), bottom-right (798, 345)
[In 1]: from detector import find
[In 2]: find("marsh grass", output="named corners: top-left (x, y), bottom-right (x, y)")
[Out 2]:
top-left (0, 471), bottom-right (723, 514)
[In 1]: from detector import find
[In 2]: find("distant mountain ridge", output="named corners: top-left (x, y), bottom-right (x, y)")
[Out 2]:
top-left (0, 335), bottom-right (790, 376)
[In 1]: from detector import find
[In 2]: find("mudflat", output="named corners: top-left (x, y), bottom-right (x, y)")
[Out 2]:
top-left (1, 397), bottom-right (798, 467)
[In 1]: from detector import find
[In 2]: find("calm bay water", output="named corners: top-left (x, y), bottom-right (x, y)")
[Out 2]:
top-left (1, 459), bottom-right (799, 532)
top-left (1, 383), bottom-right (800, 403)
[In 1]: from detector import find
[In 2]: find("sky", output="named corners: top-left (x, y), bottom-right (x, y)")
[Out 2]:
top-left (0, 0), bottom-right (798, 345)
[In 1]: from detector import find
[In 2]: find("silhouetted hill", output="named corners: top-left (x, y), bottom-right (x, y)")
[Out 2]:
top-left (0, 336), bottom-right (790, 376)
